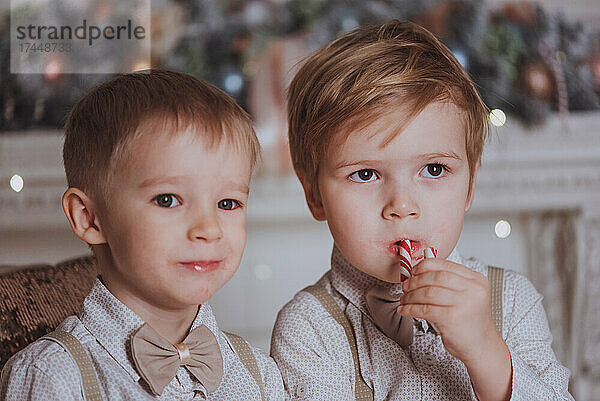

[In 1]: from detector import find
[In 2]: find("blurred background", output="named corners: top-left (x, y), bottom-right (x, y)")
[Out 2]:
top-left (1, 0), bottom-right (599, 399)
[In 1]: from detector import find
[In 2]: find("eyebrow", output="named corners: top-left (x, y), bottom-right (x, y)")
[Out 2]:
top-left (334, 152), bottom-right (463, 170)
top-left (334, 159), bottom-right (381, 169)
top-left (138, 176), bottom-right (184, 188)
top-left (420, 152), bottom-right (463, 161)
top-left (139, 176), bottom-right (249, 194)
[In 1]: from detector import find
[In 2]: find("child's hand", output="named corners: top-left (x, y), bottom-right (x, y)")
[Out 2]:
top-left (397, 257), bottom-right (501, 365)
top-left (397, 257), bottom-right (512, 401)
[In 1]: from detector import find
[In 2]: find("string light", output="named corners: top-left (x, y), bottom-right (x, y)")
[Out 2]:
top-left (44, 59), bottom-right (62, 81)
top-left (253, 263), bottom-right (273, 281)
top-left (489, 109), bottom-right (507, 127)
top-left (495, 219), bottom-right (511, 239)
top-left (223, 73), bottom-right (243, 94)
top-left (452, 48), bottom-right (469, 69)
top-left (10, 174), bottom-right (24, 192)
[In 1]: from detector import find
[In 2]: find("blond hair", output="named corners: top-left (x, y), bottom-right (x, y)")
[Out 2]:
top-left (288, 20), bottom-right (488, 194)
top-left (63, 69), bottom-right (260, 202)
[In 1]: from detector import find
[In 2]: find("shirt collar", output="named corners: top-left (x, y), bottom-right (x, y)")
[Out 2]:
top-left (79, 278), bottom-right (223, 390)
top-left (330, 245), bottom-right (463, 333)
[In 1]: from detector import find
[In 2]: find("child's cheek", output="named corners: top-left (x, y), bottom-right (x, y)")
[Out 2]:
top-left (199, 286), bottom-right (211, 300)
top-left (222, 261), bottom-right (238, 272)
top-left (431, 222), bottom-right (460, 257)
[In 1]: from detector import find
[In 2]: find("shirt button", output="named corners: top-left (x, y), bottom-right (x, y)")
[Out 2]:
top-left (295, 382), bottom-right (309, 397)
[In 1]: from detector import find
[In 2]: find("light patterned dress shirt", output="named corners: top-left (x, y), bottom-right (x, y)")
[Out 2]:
top-left (271, 247), bottom-right (574, 400)
top-left (1, 279), bottom-right (286, 401)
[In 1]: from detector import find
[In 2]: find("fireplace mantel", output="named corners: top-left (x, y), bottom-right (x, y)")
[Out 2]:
top-left (2, 113), bottom-right (600, 227)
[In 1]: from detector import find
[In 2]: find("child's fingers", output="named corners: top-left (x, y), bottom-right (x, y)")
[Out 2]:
top-left (413, 258), bottom-right (481, 280)
top-left (400, 285), bottom-right (460, 307)
top-left (402, 270), bottom-right (469, 293)
top-left (396, 303), bottom-right (447, 322)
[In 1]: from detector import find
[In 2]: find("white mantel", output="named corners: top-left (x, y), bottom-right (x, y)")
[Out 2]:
top-left (2, 113), bottom-right (600, 227)
top-left (1, 112), bottom-right (599, 399)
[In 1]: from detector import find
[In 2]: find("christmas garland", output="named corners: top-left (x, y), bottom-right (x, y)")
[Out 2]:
top-left (1, 0), bottom-right (599, 131)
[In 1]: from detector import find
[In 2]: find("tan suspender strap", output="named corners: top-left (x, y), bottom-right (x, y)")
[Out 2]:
top-left (42, 330), bottom-right (103, 401)
top-left (223, 332), bottom-right (265, 401)
top-left (303, 285), bottom-right (374, 401)
top-left (487, 265), bottom-right (504, 336)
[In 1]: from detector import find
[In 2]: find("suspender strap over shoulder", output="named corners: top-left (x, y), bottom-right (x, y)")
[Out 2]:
top-left (303, 285), bottom-right (374, 401)
top-left (303, 267), bottom-right (504, 401)
top-left (224, 332), bottom-right (265, 401)
top-left (43, 330), bottom-right (266, 401)
top-left (487, 265), bottom-right (504, 336)
top-left (42, 330), bottom-right (103, 401)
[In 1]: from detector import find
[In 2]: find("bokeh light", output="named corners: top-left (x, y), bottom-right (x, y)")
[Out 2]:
top-left (490, 109), bottom-right (507, 127)
top-left (494, 219), bottom-right (511, 239)
top-left (10, 174), bottom-right (24, 192)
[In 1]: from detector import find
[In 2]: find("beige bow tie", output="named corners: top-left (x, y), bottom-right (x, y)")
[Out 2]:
top-left (131, 323), bottom-right (223, 395)
top-left (366, 286), bottom-right (414, 347)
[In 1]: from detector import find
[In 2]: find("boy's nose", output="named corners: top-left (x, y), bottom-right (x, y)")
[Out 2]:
top-left (187, 211), bottom-right (223, 242)
top-left (382, 192), bottom-right (420, 220)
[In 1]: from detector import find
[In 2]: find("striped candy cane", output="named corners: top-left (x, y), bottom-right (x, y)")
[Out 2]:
top-left (398, 239), bottom-right (412, 279)
top-left (424, 246), bottom-right (439, 332)
top-left (424, 247), bottom-right (438, 259)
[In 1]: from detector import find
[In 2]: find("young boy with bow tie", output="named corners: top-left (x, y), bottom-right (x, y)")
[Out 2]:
top-left (1, 70), bottom-right (285, 401)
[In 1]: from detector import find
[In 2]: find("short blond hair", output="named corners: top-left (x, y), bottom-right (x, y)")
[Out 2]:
top-left (63, 69), bottom-right (260, 203)
top-left (288, 20), bottom-right (488, 194)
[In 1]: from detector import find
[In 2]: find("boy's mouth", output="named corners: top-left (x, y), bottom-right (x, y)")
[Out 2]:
top-left (388, 240), bottom-right (431, 268)
top-left (179, 260), bottom-right (222, 273)
top-left (390, 239), bottom-right (423, 258)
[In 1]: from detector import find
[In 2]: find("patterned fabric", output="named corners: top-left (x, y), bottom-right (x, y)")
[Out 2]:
top-left (303, 285), bottom-right (373, 401)
top-left (271, 246), bottom-right (574, 401)
top-left (224, 332), bottom-right (266, 399)
top-left (1, 279), bottom-right (286, 401)
top-left (42, 330), bottom-right (104, 401)
top-left (0, 256), bottom-right (98, 370)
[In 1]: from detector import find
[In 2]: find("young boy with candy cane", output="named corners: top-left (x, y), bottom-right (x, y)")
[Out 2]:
top-left (271, 20), bottom-right (573, 400)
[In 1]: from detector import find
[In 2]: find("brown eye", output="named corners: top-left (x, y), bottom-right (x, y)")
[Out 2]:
top-left (423, 164), bottom-right (445, 178)
top-left (349, 169), bottom-right (377, 182)
top-left (218, 199), bottom-right (240, 210)
top-left (154, 194), bottom-right (179, 208)
top-left (359, 170), bottom-right (373, 180)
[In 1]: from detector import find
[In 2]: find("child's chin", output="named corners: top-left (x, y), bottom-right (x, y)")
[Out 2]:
top-left (382, 277), bottom-right (404, 284)
top-left (180, 286), bottom-right (215, 305)
top-left (352, 261), bottom-right (404, 283)
top-left (365, 270), bottom-right (404, 284)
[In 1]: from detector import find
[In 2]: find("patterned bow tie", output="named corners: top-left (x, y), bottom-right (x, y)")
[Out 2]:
top-left (366, 286), bottom-right (414, 347)
top-left (131, 323), bottom-right (223, 395)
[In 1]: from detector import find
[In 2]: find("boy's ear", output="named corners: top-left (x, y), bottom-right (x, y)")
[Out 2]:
top-left (299, 175), bottom-right (326, 221)
top-left (465, 162), bottom-right (480, 212)
top-left (62, 188), bottom-right (107, 245)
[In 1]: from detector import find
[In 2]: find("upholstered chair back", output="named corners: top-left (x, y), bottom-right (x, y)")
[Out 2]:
top-left (0, 256), bottom-right (97, 369)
